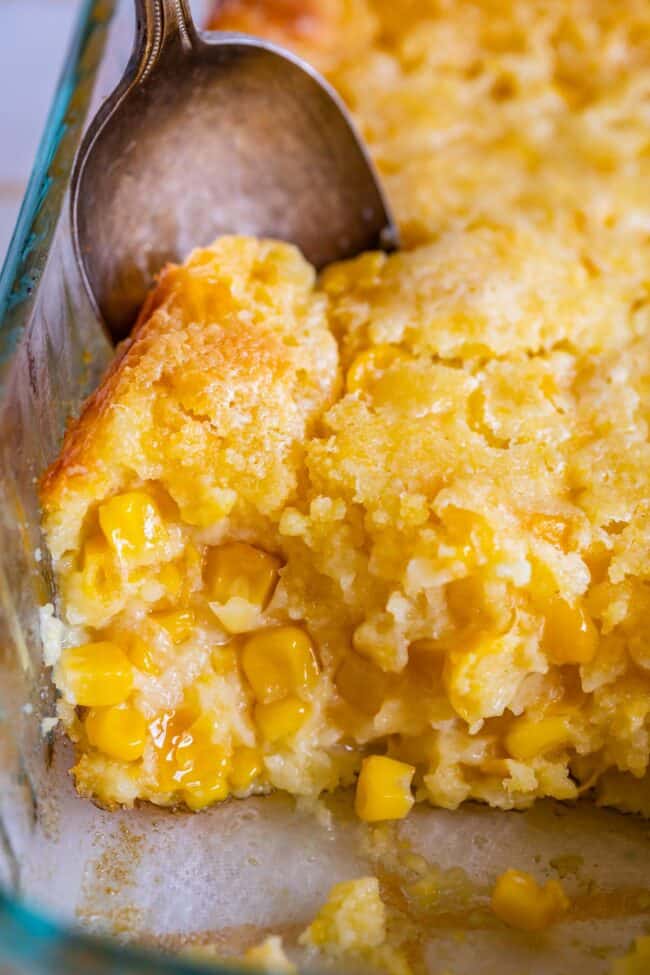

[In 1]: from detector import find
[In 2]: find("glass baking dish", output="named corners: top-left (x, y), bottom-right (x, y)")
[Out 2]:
top-left (0, 2), bottom-right (649, 973)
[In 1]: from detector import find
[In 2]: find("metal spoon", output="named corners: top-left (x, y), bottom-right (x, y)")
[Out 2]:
top-left (71, 0), bottom-right (398, 341)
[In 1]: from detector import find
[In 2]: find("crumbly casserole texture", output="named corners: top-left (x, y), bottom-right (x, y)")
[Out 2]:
top-left (42, 0), bottom-right (650, 814)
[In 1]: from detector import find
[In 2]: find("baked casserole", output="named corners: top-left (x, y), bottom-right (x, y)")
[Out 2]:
top-left (40, 0), bottom-right (650, 819)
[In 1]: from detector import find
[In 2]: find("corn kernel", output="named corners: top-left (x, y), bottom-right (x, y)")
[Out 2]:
top-left (321, 251), bottom-right (385, 296)
top-left (150, 709), bottom-right (190, 791)
top-left (335, 652), bottom-right (388, 715)
top-left (230, 747), bottom-right (264, 791)
top-left (59, 642), bottom-right (133, 706)
top-left (255, 696), bottom-right (309, 742)
top-left (210, 598), bottom-right (261, 635)
top-left (355, 755), bottom-right (415, 822)
top-left (443, 632), bottom-right (510, 724)
top-left (446, 575), bottom-right (490, 627)
top-left (529, 514), bottom-right (568, 548)
top-left (179, 743), bottom-right (231, 810)
top-left (158, 562), bottom-right (184, 599)
top-left (85, 704), bottom-right (146, 762)
top-left (211, 645), bottom-right (239, 675)
top-left (151, 709), bottom-right (230, 805)
top-left (180, 492), bottom-right (236, 529)
top-left (205, 543), bottom-right (280, 613)
top-left (491, 869), bottom-right (570, 932)
top-left (584, 544), bottom-right (611, 585)
top-left (175, 732), bottom-right (229, 789)
top-left (442, 506), bottom-right (493, 556)
top-left (542, 596), bottom-right (597, 664)
top-left (241, 626), bottom-right (319, 703)
top-left (346, 344), bottom-right (406, 393)
top-left (505, 716), bottom-right (572, 761)
top-left (151, 608), bottom-right (195, 644)
top-left (183, 778), bottom-right (230, 811)
top-left (127, 635), bottom-right (160, 675)
top-left (98, 491), bottom-right (167, 563)
top-left (80, 535), bottom-right (121, 602)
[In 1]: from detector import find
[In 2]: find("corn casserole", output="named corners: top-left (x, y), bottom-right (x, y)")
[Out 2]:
top-left (40, 0), bottom-right (650, 818)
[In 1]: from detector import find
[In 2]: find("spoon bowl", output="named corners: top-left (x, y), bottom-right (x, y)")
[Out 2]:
top-left (72, 0), bottom-right (398, 340)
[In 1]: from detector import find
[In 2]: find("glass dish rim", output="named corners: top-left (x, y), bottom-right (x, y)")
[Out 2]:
top-left (0, 3), bottom-right (262, 971)
top-left (0, 0), bottom-right (102, 369)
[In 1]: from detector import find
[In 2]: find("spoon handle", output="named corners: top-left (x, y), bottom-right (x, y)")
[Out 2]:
top-left (133, 0), bottom-right (197, 79)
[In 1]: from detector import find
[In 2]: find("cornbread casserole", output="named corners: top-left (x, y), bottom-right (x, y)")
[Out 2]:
top-left (41, 0), bottom-right (650, 817)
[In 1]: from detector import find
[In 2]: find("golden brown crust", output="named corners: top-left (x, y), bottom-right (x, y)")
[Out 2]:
top-left (207, 0), bottom-right (377, 74)
top-left (41, 262), bottom-right (195, 503)
top-left (40, 269), bottom-right (169, 505)
top-left (40, 237), bottom-right (339, 559)
top-left (209, 0), bottom-right (327, 47)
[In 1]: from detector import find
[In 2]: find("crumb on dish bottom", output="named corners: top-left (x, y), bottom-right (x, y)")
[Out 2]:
top-left (182, 868), bottom-right (571, 974)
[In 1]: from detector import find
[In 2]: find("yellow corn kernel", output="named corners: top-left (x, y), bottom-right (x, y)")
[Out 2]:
top-left (584, 544), bottom-right (611, 586)
top-left (211, 645), bottom-right (239, 675)
top-left (173, 717), bottom-right (220, 774)
top-left (230, 747), bottom-right (264, 791)
top-left (346, 344), bottom-right (406, 393)
top-left (355, 755), bottom-right (415, 822)
top-left (442, 506), bottom-right (493, 553)
top-left (335, 652), bottom-right (389, 715)
top-left (542, 596), bottom-right (598, 665)
top-left (210, 598), bottom-right (262, 635)
top-left (321, 252), bottom-right (385, 296)
top-left (241, 626), bottom-right (319, 703)
top-left (175, 733), bottom-right (228, 788)
top-left (169, 718), bottom-right (231, 809)
top-left (158, 562), bottom-right (184, 599)
top-left (152, 608), bottom-right (195, 644)
top-left (98, 491), bottom-right (167, 563)
top-left (255, 696), bottom-right (309, 742)
top-left (205, 542), bottom-right (280, 622)
top-left (183, 778), bottom-right (230, 811)
top-left (491, 869), bottom-right (570, 932)
top-left (85, 704), bottom-right (146, 762)
top-left (127, 635), bottom-right (160, 675)
top-left (80, 535), bottom-right (121, 602)
top-left (529, 514), bottom-right (568, 548)
top-left (446, 575), bottom-right (490, 627)
top-left (505, 716), bottom-right (572, 761)
top-left (443, 632), bottom-right (512, 725)
top-left (150, 709), bottom-right (191, 791)
top-left (59, 642), bottom-right (133, 706)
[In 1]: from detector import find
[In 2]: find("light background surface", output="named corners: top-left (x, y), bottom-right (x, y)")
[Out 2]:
top-left (0, 0), bottom-right (83, 266)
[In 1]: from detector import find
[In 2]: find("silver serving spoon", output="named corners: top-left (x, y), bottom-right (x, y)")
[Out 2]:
top-left (71, 0), bottom-right (398, 341)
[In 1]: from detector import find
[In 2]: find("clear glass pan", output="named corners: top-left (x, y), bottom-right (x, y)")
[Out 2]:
top-left (0, 3), bottom-right (648, 973)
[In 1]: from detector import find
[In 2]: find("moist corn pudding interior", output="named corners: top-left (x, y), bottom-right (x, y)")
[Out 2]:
top-left (40, 0), bottom-right (650, 820)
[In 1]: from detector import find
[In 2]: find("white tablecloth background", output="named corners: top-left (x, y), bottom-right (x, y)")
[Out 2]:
top-left (0, 0), bottom-right (83, 268)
